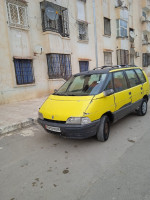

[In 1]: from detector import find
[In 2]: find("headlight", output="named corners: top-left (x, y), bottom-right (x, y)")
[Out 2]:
top-left (66, 117), bottom-right (91, 125)
top-left (38, 112), bottom-right (44, 120)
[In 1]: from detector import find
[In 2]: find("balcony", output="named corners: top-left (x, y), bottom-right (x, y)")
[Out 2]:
top-left (43, 31), bottom-right (71, 55)
top-left (40, 1), bottom-right (69, 38)
top-left (142, 42), bottom-right (150, 53)
top-left (142, 0), bottom-right (150, 11)
top-left (115, 6), bottom-right (128, 21)
top-left (142, 39), bottom-right (150, 45)
top-left (142, 21), bottom-right (150, 33)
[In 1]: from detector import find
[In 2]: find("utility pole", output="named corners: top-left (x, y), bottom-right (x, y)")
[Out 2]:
top-left (92, 0), bottom-right (98, 68)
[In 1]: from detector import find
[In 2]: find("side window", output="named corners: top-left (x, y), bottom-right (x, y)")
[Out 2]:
top-left (113, 71), bottom-right (128, 92)
top-left (134, 69), bottom-right (146, 84)
top-left (105, 74), bottom-right (113, 90)
top-left (125, 70), bottom-right (140, 87)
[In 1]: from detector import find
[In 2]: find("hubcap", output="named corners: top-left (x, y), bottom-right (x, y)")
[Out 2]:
top-left (142, 101), bottom-right (147, 114)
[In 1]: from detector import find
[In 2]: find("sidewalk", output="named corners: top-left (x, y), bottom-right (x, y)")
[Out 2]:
top-left (0, 96), bottom-right (48, 135)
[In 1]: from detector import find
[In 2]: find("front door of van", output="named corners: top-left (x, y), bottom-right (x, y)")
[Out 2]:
top-left (113, 71), bottom-right (132, 121)
top-left (125, 69), bottom-right (143, 107)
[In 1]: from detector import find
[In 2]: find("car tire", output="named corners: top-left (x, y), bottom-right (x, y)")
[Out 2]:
top-left (97, 115), bottom-right (110, 142)
top-left (136, 99), bottom-right (147, 116)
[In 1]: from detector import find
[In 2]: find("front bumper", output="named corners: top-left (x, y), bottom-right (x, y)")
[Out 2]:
top-left (38, 118), bottom-right (100, 139)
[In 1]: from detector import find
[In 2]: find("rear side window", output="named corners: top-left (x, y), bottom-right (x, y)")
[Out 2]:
top-left (134, 69), bottom-right (146, 84)
top-left (125, 70), bottom-right (140, 87)
top-left (113, 71), bottom-right (128, 92)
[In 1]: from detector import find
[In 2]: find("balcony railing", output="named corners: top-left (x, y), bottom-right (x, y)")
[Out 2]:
top-left (40, 1), bottom-right (69, 37)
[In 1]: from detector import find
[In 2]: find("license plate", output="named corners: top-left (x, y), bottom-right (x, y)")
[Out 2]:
top-left (45, 125), bottom-right (61, 133)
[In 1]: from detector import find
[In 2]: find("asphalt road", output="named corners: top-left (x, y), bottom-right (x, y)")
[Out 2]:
top-left (0, 105), bottom-right (150, 200)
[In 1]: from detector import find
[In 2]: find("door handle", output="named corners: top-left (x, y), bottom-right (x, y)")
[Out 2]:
top-left (129, 92), bottom-right (131, 95)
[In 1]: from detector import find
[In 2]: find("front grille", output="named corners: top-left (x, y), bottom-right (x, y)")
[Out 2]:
top-left (44, 118), bottom-right (66, 124)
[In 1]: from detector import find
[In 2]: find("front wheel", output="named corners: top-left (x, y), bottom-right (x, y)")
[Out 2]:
top-left (136, 99), bottom-right (147, 116)
top-left (97, 115), bottom-right (110, 142)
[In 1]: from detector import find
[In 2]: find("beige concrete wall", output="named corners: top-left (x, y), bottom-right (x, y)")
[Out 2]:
top-left (0, 0), bottom-right (149, 105)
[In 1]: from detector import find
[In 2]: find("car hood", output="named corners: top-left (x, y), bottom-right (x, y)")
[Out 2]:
top-left (39, 95), bottom-right (93, 121)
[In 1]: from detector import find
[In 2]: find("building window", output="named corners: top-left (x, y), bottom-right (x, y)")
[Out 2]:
top-left (77, 0), bottom-right (86, 21)
top-left (142, 53), bottom-right (150, 67)
top-left (14, 59), bottom-right (34, 85)
top-left (117, 49), bottom-right (129, 65)
top-left (129, 28), bottom-right (135, 43)
top-left (46, 54), bottom-right (72, 79)
top-left (78, 21), bottom-right (88, 40)
top-left (130, 54), bottom-right (134, 65)
top-left (79, 61), bottom-right (89, 72)
top-left (6, 0), bottom-right (29, 29)
top-left (148, 0), bottom-right (150, 6)
top-left (104, 18), bottom-right (111, 36)
top-left (104, 52), bottom-right (112, 66)
top-left (40, 1), bottom-right (69, 37)
top-left (142, 11), bottom-right (147, 19)
top-left (77, 0), bottom-right (88, 41)
top-left (116, 19), bottom-right (127, 37)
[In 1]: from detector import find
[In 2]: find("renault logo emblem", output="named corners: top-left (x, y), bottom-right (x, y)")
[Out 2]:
top-left (52, 115), bottom-right (54, 119)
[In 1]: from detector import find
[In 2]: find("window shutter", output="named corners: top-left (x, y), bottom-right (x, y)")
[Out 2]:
top-left (143, 53), bottom-right (147, 67)
top-left (120, 49), bottom-right (124, 65)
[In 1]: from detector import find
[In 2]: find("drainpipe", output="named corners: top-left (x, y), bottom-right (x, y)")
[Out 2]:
top-left (92, 0), bottom-right (98, 68)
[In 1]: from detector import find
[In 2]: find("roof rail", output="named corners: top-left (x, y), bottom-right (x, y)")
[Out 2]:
top-left (93, 66), bottom-right (112, 70)
top-left (112, 64), bottom-right (138, 68)
top-left (126, 64), bottom-right (138, 67)
top-left (93, 66), bottom-right (103, 70)
top-left (93, 64), bottom-right (138, 71)
top-left (101, 66), bottom-right (113, 69)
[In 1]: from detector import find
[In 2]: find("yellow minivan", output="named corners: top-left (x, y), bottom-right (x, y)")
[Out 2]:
top-left (38, 65), bottom-right (150, 142)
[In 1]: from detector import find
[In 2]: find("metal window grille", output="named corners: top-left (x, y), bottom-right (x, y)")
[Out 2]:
top-left (116, 19), bottom-right (127, 37)
top-left (104, 52), bottom-right (112, 66)
top-left (7, 0), bottom-right (29, 29)
top-left (46, 54), bottom-right (72, 80)
top-left (117, 49), bottom-right (129, 65)
top-left (40, 1), bottom-right (69, 37)
top-left (79, 61), bottom-right (89, 72)
top-left (142, 53), bottom-right (150, 67)
top-left (78, 21), bottom-right (88, 40)
top-left (104, 18), bottom-right (111, 36)
top-left (14, 59), bottom-right (35, 85)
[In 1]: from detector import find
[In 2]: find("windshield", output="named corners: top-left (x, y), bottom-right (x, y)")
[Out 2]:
top-left (54, 73), bottom-right (107, 96)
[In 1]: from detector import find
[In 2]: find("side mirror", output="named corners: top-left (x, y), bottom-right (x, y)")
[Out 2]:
top-left (54, 89), bottom-right (58, 93)
top-left (103, 89), bottom-right (114, 97)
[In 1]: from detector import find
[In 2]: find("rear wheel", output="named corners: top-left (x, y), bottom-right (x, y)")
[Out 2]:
top-left (97, 115), bottom-right (110, 142)
top-left (136, 99), bottom-right (147, 116)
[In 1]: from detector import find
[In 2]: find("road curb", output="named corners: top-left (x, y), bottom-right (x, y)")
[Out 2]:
top-left (0, 118), bottom-right (37, 135)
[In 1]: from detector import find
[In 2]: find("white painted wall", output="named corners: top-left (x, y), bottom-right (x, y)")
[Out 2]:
top-left (0, 0), bottom-right (148, 104)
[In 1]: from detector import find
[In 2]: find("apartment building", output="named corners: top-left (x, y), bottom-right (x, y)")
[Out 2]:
top-left (0, 0), bottom-right (150, 104)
